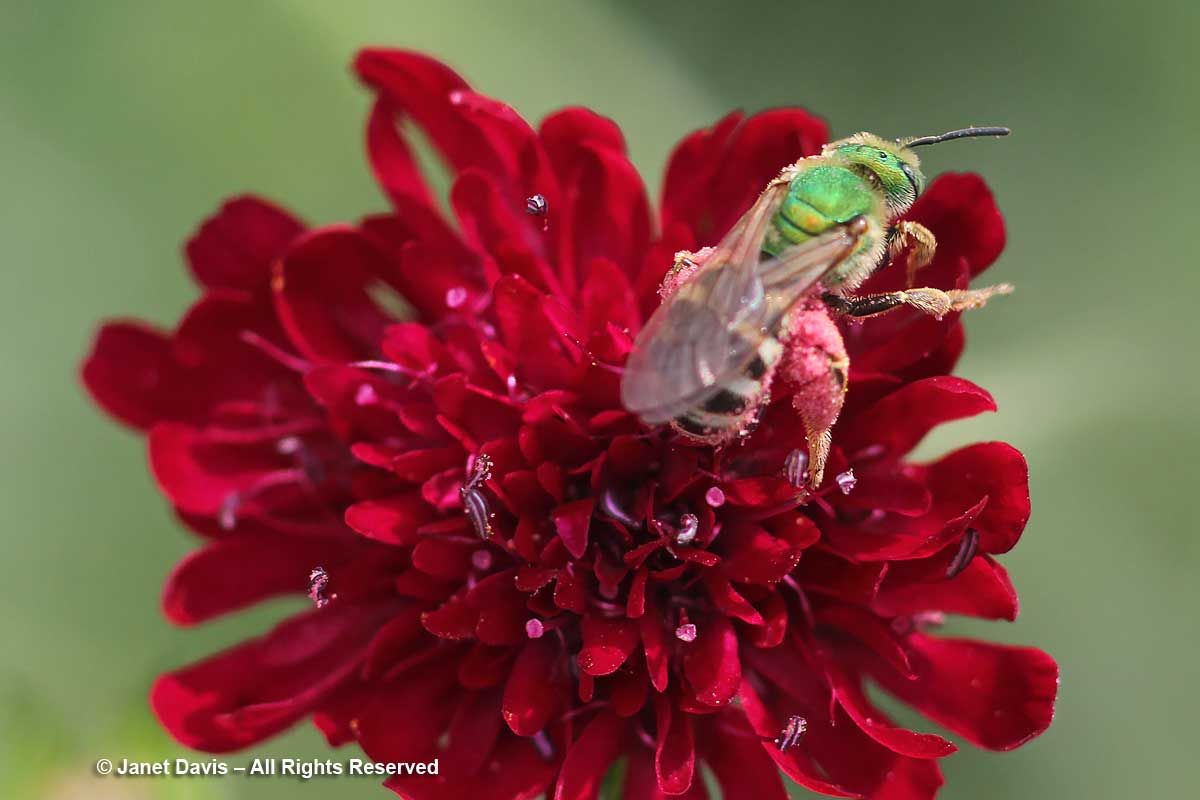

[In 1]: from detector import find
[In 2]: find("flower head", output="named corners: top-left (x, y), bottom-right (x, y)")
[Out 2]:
top-left (82, 50), bottom-right (1056, 799)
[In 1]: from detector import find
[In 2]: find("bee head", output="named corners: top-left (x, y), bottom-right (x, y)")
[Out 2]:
top-left (825, 126), bottom-right (1010, 216)
top-left (824, 133), bottom-right (925, 215)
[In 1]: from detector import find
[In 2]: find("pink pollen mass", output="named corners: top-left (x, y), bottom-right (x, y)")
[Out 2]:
top-left (276, 435), bottom-right (302, 455)
top-left (471, 549), bottom-right (493, 570)
top-left (445, 286), bottom-right (468, 309)
top-left (705, 487), bottom-right (726, 507)
top-left (836, 468), bottom-right (857, 495)
top-left (354, 383), bottom-right (378, 406)
top-left (675, 623), bottom-right (697, 642)
top-left (525, 619), bottom-right (545, 639)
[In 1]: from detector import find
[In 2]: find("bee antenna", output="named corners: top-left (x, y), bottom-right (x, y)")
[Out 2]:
top-left (903, 126), bottom-right (1011, 148)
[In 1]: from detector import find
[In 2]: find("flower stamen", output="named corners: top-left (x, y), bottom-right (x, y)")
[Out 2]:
top-left (461, 454), bottom-right (495, 540)
top-left (945, 527), bottom-right (980, 578)
top-left (307, 566), bottom-right (334, 608)
top-left (774, 715), bottom-right (808, 751)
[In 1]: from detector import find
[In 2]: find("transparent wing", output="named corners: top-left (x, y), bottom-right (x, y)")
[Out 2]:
top-left (621, 207), bottom-right (867, 425)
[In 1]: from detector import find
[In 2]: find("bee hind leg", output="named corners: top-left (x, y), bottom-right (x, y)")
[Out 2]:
top-left (781, 298), bottom-right (849, 490)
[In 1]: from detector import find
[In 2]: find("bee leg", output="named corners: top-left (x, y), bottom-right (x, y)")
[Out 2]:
top-left (825, 283), bottom-right (1013, 320)
top-left (781, 298), bottom-right (849, 489)
top-left (887, 221), bottom-right (937, 287)
top-left (804, 426), bottom-right (834, 490)
top-left (944, 284), bottom-right (1014, 312)
top-left (659, 247), bottom-right (716, 300)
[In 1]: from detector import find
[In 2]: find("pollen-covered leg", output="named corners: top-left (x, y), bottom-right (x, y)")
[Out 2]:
top-left (780, 298), bottom-right (848, 489)
top-left (659, 247), bottom-right (715, 300)
top-left (826, 283), bottom-right (1014, 320)
top-left (945, 283), bottom-right (1014, 311)
top-left (888, 220), bottom-right (937, 287)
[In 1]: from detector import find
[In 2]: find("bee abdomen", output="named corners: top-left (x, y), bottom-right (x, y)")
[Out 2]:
top-left (672, 338), bottom-right (783, 440)
top-left (702, 388), bottom-right (748, 415)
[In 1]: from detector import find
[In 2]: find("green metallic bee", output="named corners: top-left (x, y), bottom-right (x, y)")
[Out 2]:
top-left (621, 126), bottom-right (1012, 490)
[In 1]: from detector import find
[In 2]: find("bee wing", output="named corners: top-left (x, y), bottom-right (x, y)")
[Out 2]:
top-left (621, 205), bottom-right (866, 425)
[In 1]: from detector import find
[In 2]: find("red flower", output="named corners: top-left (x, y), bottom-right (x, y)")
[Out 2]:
top-left (81, 50), bottom-right (1056, 799)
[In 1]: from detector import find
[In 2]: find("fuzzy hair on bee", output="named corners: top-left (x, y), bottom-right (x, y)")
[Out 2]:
top-left (621, 125), bottom-right (1013, 489)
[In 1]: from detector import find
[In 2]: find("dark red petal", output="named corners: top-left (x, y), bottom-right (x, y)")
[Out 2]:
top-left (365, 98), bottom-right (437, 208)
top-left (344, 493), bottom-right (432, 546)
top-left (421, 592), bottom-right (478, 640)
top-left (560, 143), bottom-right (652, 283)
top-left (835, 466), bottom-right (931, 518)
top-left (362, 215), bottom-right (488, 323)
top-left (840, 376), bottom-right (996, 458)
top-left (357, 51), bottom-right (554, 224)
top-left (272, 227), bottom-right (402, 362)
top-left (185, 195), bottom-right (303, 294)
top-left (553, 710), bottom-right (625, 800)
top-left (925, 442), bottom-right (1030, 554)
top-left (451, 169), bottom-right (549, 265)
top-left (907, 172), bottom-right (1006, 279)
top-left (863, 756), bottom-right (944, 800)
top-left (682, 615), bottom-right (741, 708)
top-left (392, 446), bottom-right (464, 483)
top-left (150, 604), bottom-right (388, 752)
top-left (540, 107), bottom-right (626, 182)
top-left (870, 634), bottom-right (1058, 751)
top-left (820, 495), bottom-right (985, 565)
top-left (626, 568), bottom-right (649, 618)
top-left (444, 689), bottom-right (503, 776)
top-left (579, 614), bottom-right (639, 676)
top-left (624, 745), bottom-right (709, 799)
top-left (719, 521), bottom-right (804, 584)
top-left (162, 533), bottom-right (343, 625)
top-left (655, 694), bottom-right (696, 795)
top-left (468, 569), bottom-right (528, 645)
top-left (816, 605), bottom-right (913, 678)
top-left (552, 498), bottom-right (595, 560)
top-left (82, 322), bottom-right (178, 429)
top-left (354, 50), bottom-right (475, 169)
top-left (458, 643), bottom-right (514, 690)
top-left (664, 109), bottom-right (827, 243)
top-left (703, 709), bottom-right (789, 800)
top-left (580, 258), bottom-right (639, 337)
top-left (311, 681), bottom-right (369, 747)
top-left (703, 573), bottom-right (763, 625)
top-left (736, 678), bottom-right (857, 799)
top-left (796, 550), bottom-right (887, 605)
top-left (660, 111), bottom-right (743, 234)
top-left (876, 555), bottom-right (1019, 621)
top-left (747, 589), bottom-right (789, 648)
top-left (503, 638), bottom-right (563, 735)
top-left (494, 275), bottom-right (577, 390)
top-left (149, 423), bottom-right (284, 515)
top-left (389, 735), bottom-right (556, 800)
top-left (610, 656), bottom-right (650, 718)
top-left (641, 595), bottom-right (670, 692)
top-left (355, 664), bottom-right (457, 763)
top-left (171, 294), bottom-right (306, 414)
top-left (553, 567), bottom-right (592, 614)
top-left (825, 665), bottom-right (956, 758)
top-left (362, 606), bottom-right (427, 679)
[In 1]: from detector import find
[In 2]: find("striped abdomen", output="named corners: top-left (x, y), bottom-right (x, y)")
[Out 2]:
top-left (670, 336), bottom-right (784, 441)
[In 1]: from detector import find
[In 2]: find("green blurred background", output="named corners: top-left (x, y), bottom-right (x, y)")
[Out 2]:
top-left (2, 0), bottom-right (1196, 797)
